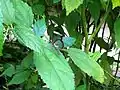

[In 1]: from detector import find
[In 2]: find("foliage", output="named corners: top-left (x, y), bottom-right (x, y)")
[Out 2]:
top-left (0, 0), bottom-right (120, 90)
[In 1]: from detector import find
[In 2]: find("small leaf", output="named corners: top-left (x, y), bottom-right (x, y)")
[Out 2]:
top-left (8, 70), bottom-right (31, 85)
top-left (31, 73), bottom-right (38, 84)
top-left (32, 4), bottom-right (45, 16)
top-left (0, 0), bottom-right (15, 24)
top-left (12, 0), bottom-right (33, 27)
top-left (62, 37), bottom-right (76, 47)
top-left (34, 44), bottom-right (75, 90)
top-left (75, 85), bottom-right (86, 90)
top-left (112, 0), bottom-right (120, 9)
top-left (53, 0), bottom-right (60, 3)
top-left (33, 18), bottom-right (46, 37)
top-left (1, 65), bottom-right (15, 77)
top-left (114, 17), bottom-right (120, 48)
top-left (62, 0), bottom-right (83, 15)
top-left (89, 51), bottom-right (101, 61)
top-left (68, 48), bottom-right (104, 83)
top-left (21, 52), bottom-right (33, 69)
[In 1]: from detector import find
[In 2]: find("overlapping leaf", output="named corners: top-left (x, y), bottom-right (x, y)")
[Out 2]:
top-left (34, 44), bottom-right (75, 90)
top-left (62, 0), bottom-right (83, 15)
top-left (0, 0), bottom-right (15, 24)
top-left (68, 48), bottom-right (104, 83)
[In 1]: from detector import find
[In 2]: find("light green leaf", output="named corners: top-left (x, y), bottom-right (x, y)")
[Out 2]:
top-left (62, 0), bottom-right (83, 15)
top-left (8, 70), bottom-right (31, 85)
top-left (1, 64), bottom-right (15, 77)
top-left (68, 48), bottom-right (104, 83)
top-left (114, 17), bottom-right (120, 47)
top-left (0, 8), bottom-right (3, 56)
top-left (33, 18), bottom-right (46, 37)
top-left (34, 44), bottom-right (75, 90)
top-left (89, 51), bottom-right (101, 61)
top-left (12, 0), bottom-right (33, 27)
top-left (112, 0), bottom-right (120, 9)
top-left (0, 0), bottom-right (15, 24)
top-left (53, 0), bottom-right (60, 3)
top-left (62, 37), bottom-right (76, 47)
top-left (14, 26), bottom-right (43, 52)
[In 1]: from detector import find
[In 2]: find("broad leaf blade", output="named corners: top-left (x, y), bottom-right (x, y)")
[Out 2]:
top-left (34, 45), bottom-right (75, 90)
top-left (68, 48), bottom-right (104, 83)
top-left (12, 0), bottom-right (33, 27)
top-left (0, 0), bottom-right (15, 24)
top-left (62, 0), bottom-right (83, 15)
top-left (14, 26), bottom-right (43, 52)
top-left (8, 70), bottom-right (31, 85)
top-left (114, 17), bottom-right (120, 48)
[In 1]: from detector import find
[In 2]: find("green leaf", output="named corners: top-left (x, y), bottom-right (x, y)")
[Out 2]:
top-left (53, 0), bottom-right (60, 3)
top-left (112, 0), bottom-right (120, 9)
top-left (114, 17), bottom-right (120, 48)
top-left (89, 51), bottom-right (101, 61)
top-left (88, 0), bottom-right (100, 24)
top-left (21, 52), bottom-right (33, 69)
top-left (14, 26), bottom-right (43, 52)
top-left (32, 4), bottom-right (45, 16)
top-left (62, 37), bottom-right (76, 47)
top-left (62, 0), bottom-right (83, 15)
top-left (33, 18), bottom-right (46, 37)
top-left (34, 44), bottom-right (75, 90)
top-left (0, 8), bottom-right (3, 56)
top-left (12, 0), bottom-right (33, 27)
top-left (1, 64), bottom-right (15, 77)
top-left (8, 70), bottom-right (31, 85)
top-left (75, 85), bottom-right (86, 90)
top-left (0, 0), bottom-right (15, 24)
top-left (68, 48), bottom-right (104, 83)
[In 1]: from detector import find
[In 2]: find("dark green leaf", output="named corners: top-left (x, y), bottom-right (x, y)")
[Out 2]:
top-left (21, 52), bottom-right (33, 69)
top-left (68, 48), bottom-right (104, 83)
top-left (1, 64), bottom-right (15, 77)
top-left (32, 4), bottom-right (45, 16)
top-left (114, 17), bottom-right (120, 48)
top-left (8, 70), bottom-right (31, 85)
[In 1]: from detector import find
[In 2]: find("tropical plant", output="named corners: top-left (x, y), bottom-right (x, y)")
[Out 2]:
top-left (0, 0), bottom-right (120, 90)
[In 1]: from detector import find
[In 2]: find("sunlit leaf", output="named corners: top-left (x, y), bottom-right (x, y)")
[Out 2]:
top-left (68, 48), bottom-right (104, 83)
top-left (0, 0), bottom-right (15, 24)
top-left (112, 0), bottom-right (120, 9)
top-left (62, 0), bottom-right (83, 15)
top-left (34, 44), bottom-right (75, 90)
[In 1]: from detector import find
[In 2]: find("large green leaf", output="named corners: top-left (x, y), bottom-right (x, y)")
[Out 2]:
top-left (8, 70), bottom-right (31, 85)
top-left (0, 0), bottom-right (15, 24)
top-left (14, 26), bottom-right (43, 52)
top-left (34, 44), bottom-right (75, 90)
top-left (62, 0), bottom-right (83, 15)
top-left (68, 48), bottom-right (104, 83)
top-left (112, 0), bottom-right (120, 9)
top-left (0, 8), bottom-right (3, 56)
top-left (12, 0), bottom-right (33, 27)
top-left (114, 17), bottom-right (120, 47)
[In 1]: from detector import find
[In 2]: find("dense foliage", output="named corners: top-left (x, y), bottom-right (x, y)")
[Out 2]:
top-left (0, 0), bottom-right (120, 90)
